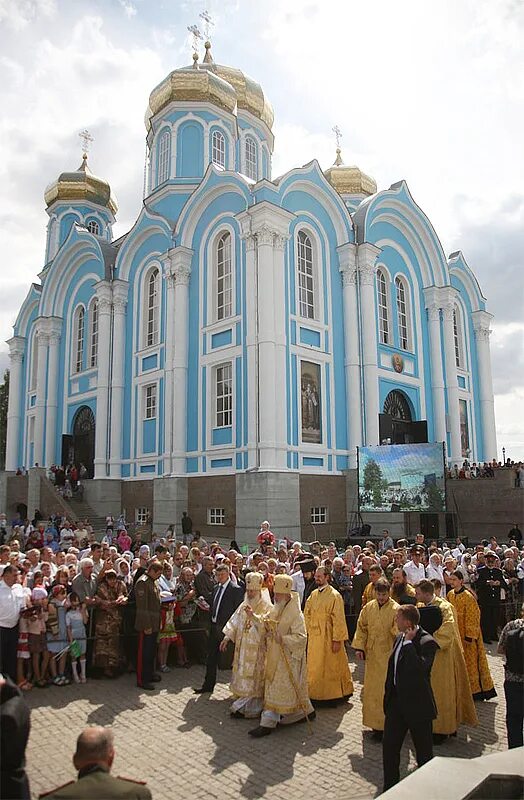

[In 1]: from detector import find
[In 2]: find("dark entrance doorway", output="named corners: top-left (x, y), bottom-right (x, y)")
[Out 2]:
top-left (66, 406), bottom-right (95, 478)
top-left (379, 390), bottom-right (428, 445)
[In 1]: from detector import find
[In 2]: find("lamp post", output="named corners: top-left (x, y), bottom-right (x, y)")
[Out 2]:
top-left (502, 446), bottom-right (506, 465)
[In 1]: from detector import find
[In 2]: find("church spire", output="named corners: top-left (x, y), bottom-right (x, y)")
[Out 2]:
top-left (332, 125), bottom-right (343, 166)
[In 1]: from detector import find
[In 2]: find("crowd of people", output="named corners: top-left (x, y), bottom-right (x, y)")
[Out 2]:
top-left (447, 457), bottom-right (524, 485)
top-left (0, 513), bottom-right (523, 795)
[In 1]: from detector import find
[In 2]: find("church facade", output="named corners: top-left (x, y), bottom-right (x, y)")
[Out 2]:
top-left (5, 42), bottom-right (497, 540)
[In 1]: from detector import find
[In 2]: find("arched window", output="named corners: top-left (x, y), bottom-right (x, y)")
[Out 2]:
top-left (145, 268), bottom-right (160, 348)
top-left (376, 270), bottom-right (390, 344)
top-left (212, 130), bottom-right (226, 168)
top-left (157, 130), bottom-right (171, 185)
top-left (395, 276), bottom-right (410, 350)
top-left (87, 219), bottom-right (100, 235)
top-left (297, 230), bottom-right (315, 319)
top-left (30, 332), bottom-right (38, 391)
top-left (216, 232), bottom-right (232, 320)
top-left (383, 390), bottom-right (412, 421)
top-left (89, 299), bottom-right (99, 368)
top-left (74, 307), bottom-right (85, 373)
top-left (245, 136), bottom-right (257, 181)
top-left (453, 306), bottom-right (464, 368)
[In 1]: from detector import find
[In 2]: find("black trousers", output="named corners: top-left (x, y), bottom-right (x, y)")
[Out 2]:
top-left (480, 601), bottom-right (500, 642)
top-left (136, 631), bottom-right (157, 686)
top-left (383, 692), bottom-right (434, 791)
top-left (0, 624), bottom-right (19, 681)
top-left (202, 622), bottom-right (223, 690)
top-left (504, 680), bottom-right (524, 749)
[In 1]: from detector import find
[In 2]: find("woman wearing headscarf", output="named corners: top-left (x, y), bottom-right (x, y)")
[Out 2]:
top-left (93, 570), bottom-right (127, 677)
top-left (426, 553), bottom-right (446, 597)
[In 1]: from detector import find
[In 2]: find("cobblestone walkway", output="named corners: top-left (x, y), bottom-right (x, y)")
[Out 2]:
top-left (26, 645), bottom-right (508, 799)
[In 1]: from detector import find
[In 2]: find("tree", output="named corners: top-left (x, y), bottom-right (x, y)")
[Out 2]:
top-left (0, 369), bottom-right (8, 470)
top-left (362, 458), bottom-right (385, 508)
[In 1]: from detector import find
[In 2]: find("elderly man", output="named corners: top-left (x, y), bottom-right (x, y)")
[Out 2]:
top-left (415, 579), bottom-right (478, 742)
top-left (39, 727), bottom-right (151, 799)
top-left (352, 578), bottom-right (399, 738)
top-left (134, 560), bottom-right (163, 690)
top-left (248, 574), bottom-right (315, 737)
top-left (0, 566), bottom-right (27, 680)
top-left (220, 572), bottom-right (273, 718)
top-left (304, 566), bottom-right (353, 706)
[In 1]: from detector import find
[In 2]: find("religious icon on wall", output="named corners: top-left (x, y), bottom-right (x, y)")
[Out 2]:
top-left (301, 361), bottom-right (322, 444)
top-left (459, 399), bottom-right (470, 457)
top-left (392, 353), bottom-right (404, 373)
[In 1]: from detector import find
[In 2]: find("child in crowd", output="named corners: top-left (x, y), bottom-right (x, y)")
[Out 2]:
top-left (27, 586), bottom-right (49, 687)
top-left (66, 592), bottom-right (88, 683)
top-left (43, 585), bottom-right (70, 685)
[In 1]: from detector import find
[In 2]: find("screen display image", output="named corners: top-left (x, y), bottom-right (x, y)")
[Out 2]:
top-left (358, 443), bottom-right (446, 513)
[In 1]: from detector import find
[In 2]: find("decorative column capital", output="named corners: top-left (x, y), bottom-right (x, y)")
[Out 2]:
top-left (7, 336), bottom-right (25, 364)
top-left (356, 242), bottom-right (382, 270)
top-left (112, 279), bottom-right (129, 313)
top-left (441, 302), bottom-right (455, 323)
top-left (471, 309), bottom-right (493, 342)
top-left (47, 317), bottom-right (62, 346)
top-left (255, 224), bottom-right (277, 247)
top-left (165, 246), bottom-right (193, 286)
top-left (94, 280), bottom-right (113, 313)
top-left (359, 264), bottom-right (376, 286)
top-left (273, 233), bottom-right (290, 251)
top-left (237, 201), bottom-right (295, 248)
top-left (337, 242), bottom-right (357, 287)
top-left (426, 303), bottom-right (441, 322)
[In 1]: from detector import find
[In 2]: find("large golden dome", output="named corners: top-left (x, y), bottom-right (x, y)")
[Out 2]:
top-left (44, 155), bottom-right (118, 214)
top-left (324, 148), bottom-right (376, 197)
top-left (146, 43), bottom-right (274, 132)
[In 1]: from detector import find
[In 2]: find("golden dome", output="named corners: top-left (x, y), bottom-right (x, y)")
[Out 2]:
top-left (147, 52), bottom-right (237, 130)
top-left (324, 148), bottom-right (377, 197)
top-left (146, 43), bottom-right (274, 132)
top-left (44, 155), bottom-right (118, 214)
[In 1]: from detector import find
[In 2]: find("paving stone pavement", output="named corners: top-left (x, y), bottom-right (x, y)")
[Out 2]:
top-left (25, 645), bottom-right (508, 800)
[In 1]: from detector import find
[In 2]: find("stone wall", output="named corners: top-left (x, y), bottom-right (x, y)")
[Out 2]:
top-left (299, 474), bottom-right (346, 542)
top-left (189, 475), bottom-right (236, 543)
top-left (122, 480), bottom-right (154, 525)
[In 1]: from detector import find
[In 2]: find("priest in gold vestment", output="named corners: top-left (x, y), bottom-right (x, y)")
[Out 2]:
top-left (352, 578), bottom-right (399, 736)
top-left (248, 574), bottom-right (314, 737)
top-left (221, 572), bottom-right (273, 718)
top-left (415, 580), bottom-right (478, 740)
top-left (304, 566), bottom-right (353, 705)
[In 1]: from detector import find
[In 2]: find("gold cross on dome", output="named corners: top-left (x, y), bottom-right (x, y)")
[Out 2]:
top-left (187, 23), bottom-right (202, 54)
top-left (199, 10), bottom-right (214, 41)
top-left (332, 125), bottom-right (342, 149)
top-left (79, 129), bottom-right (93, 157)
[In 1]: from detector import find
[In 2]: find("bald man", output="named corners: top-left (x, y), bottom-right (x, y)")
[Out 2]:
top-left (39, 727), bottom-right (151, 799)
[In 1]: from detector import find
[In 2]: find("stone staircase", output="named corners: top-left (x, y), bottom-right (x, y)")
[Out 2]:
top-left (67, 497), bottom-right (107, 533)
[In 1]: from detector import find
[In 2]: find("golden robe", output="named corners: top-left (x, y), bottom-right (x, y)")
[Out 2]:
top-left (255, 592), bottom-right (310, 715)
top-left (304, 585), bottom-right (354, 701)
top-left (447, 588), bottom-right (496, 700)
top-left (223, 594), bottom-right (273, 703)
top-left (362, 580), bottom-right (377, 606)
top-left (352, 598), bottom-right (399, 731)
top-left (419, 596), bottom-right (478, 734)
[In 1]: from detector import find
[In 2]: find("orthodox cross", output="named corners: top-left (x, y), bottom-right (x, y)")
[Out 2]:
top-left (199, 10), bottom-right (214, 40)
top-left (332, 125), bottom-right (342, 149)
top-left (79, 129), bottom-right (93, 157)
top-left (187, 23), bottom-right (203, 54)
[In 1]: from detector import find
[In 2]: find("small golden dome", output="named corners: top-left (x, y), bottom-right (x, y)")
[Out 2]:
top-left (147, 57), bottom-right (237, 130)
top-left (44, 154), bottom-right (118, 214)
top-left (324, 148), bottom-right (377, 196)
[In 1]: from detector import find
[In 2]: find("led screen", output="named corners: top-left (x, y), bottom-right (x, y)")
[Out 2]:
top-left (358, 443), bottom-right (446, 513)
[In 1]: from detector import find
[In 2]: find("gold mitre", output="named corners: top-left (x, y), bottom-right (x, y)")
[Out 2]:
top-left (245, 571), bottom-right (264, 591)
top-left (273, 574), bottom-right (293, 594)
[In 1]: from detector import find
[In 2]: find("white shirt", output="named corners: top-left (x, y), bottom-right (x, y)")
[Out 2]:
top-left (404, 560), bottom-right (426, 586)
top-left (393, 628), bottom-right (417, 684)
top-left (0, 581), bottom-right (26, 628)
top-left (291, 571), bottom-right (305, 602)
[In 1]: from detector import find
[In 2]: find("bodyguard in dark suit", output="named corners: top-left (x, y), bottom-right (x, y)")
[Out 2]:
top-left (382, 604), bottom-right (439, 792)
top-left (194, 564), bottom-right (244, 694)
top-left (475, 552), bottom-right (507, 643)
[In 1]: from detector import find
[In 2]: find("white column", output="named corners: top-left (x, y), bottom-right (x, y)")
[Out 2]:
top-left (358, 243), bottom-right (381, 446)
top-left (33, 323), bottom-right (49, 467)
top-left (44, 319), bottom-right (62, 467)
top-left (162, 267), bottom-right (176, 475)
top-left (5, 337), bottom-right (26, 471)
top-left (238, 219), bottom-right (258, 468)
top-left (472, 310), bottom-right (497, 461)
top-left (441, 297), bottom-right (462, 463)
top-left (109, 280), bottom-right (129, 478)
top-left (423, 289), bottom-right (447, 448)
top-left (169, 247), bottom-right (193, 475)
top-left (338, 243), bottom-right (361, 468)
top-left (273, 233), bottom-right (291, 468)
top-left (93, 282), bottom-right (112, 478)
top-left (255, 225), bottom-right (278, 468)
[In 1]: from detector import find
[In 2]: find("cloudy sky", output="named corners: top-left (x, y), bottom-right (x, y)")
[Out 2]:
top-left (0, 0), bottom-right (522, 458)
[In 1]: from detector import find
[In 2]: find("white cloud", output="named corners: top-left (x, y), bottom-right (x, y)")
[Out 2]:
top-left (0, 0), bottom-right (56, 30)
top-left (118, 0), bottom-right (137, 18)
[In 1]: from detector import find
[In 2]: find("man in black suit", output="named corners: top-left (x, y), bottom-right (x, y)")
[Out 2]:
top-left (382, 604), bottom-right (439, 792)
top-left (194, 564), bottom-right (244, 694)
top-left (475, 552), bottom-right (507, 643)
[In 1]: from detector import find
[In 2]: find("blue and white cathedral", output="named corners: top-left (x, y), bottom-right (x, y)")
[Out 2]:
top-left (5, 41), bottom-right (497, 540)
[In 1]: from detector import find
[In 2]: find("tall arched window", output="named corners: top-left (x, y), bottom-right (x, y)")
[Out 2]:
top-left (74, 307), bottom-right (85, 373)
top-left (157, 130), bottom-right (171, 185)
top-left (216, 232), bottom-right (232, 320)
top-left (297, 230), bottom-right (315, 319)
top-left (245, 136), bottom-right (257, 181)
top-left (395, 276), bottom-right (410, 350)
top-left (453, 306), bottom-right (464, 368)
top-left (145, 268), bottom-right (160, 348)
top-left (376, 269), bottom-right (390, 344)
top-left (212, 130), bottom-right (226, 168)
top-left (87, 219), bottom-right (100, 235)
top-left (89, 299), bottom-right (99, 368)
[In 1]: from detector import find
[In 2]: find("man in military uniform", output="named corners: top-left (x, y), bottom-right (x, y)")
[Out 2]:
top-left (135, 560), bottom-right (163, 690)
top-left (39, 727), bottom-right (151, 799)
